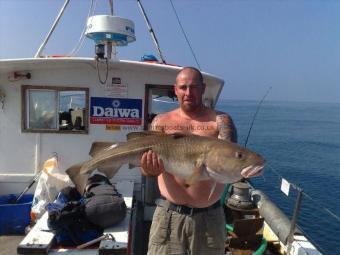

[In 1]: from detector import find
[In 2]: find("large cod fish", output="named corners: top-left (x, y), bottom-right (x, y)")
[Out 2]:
top-left (66, 131), bottom-right (265, 194)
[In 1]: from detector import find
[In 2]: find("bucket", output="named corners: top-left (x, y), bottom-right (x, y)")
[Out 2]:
top-left (0, 194), bottom-right (33, 235)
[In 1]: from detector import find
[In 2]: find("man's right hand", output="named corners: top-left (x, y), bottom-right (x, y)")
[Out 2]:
top-left (140, 150), bottom-right (164, 176)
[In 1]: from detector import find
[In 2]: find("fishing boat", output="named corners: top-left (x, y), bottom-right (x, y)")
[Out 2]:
top-left (0, 1), bottom-right (324, 255)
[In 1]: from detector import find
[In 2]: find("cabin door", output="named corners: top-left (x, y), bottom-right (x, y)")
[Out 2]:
top-left (143, 84), bottom-right (178, 205)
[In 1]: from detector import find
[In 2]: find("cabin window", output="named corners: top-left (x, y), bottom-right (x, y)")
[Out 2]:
top-left (22, 85), bottom-right (89, 134)
top-left (144, 84), bottom-right (178, 130)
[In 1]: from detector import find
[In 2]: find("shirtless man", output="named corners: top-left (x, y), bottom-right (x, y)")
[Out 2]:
top-left (141, 67), bottom-right (237, 255)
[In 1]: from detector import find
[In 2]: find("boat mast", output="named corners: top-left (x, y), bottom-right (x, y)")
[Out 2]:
top-left (109, 0), bottom-right (114, 15)
top-left (136, 0), bottom-right (166, 64)
top-left (107, 0), bottom-right (114, 60)
top-left (34, 0), bottom-right (70, 58)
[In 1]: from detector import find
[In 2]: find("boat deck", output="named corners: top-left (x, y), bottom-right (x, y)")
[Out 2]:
top-left (0, 235), bottom-right (24, 255)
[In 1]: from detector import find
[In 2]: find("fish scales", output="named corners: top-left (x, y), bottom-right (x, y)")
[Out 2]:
top-left (152, 135), bottom-right (207, 179)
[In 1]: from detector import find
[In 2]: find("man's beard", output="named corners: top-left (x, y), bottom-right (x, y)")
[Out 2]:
top-left (181, 102), bottom-right (200, 113)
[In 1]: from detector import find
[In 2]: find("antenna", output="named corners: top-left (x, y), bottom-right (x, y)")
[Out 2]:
top-left (137, 0), bottom-right (166, 64)
top-left (34, 0), bottom-right (70, 58)
top-left (244, 86), bottom-right (272, 148)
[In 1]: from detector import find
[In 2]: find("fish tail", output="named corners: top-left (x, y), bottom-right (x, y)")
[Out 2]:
top-left (65, 162), bottom-right (89, 194)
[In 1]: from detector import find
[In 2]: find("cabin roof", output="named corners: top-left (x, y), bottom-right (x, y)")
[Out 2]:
top-left (0, 57), bottom-right (223, 83)
top-left (0, 57), bottom-right (224, 108)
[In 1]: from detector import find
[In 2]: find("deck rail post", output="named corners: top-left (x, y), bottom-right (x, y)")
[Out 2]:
top-left (287, 186), bottom-right (303, 254)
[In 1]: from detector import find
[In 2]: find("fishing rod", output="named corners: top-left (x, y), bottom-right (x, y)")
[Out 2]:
top-left (13, 153), bottom-right (58, 203)
top-left (244, 86), bottom-right (272, 148)
top-left (12, 171), bottom-right (42, 203)
top-left (241, 87), bottom-right (271, 184)
top-left (137, 0), bottom-right (167, 64)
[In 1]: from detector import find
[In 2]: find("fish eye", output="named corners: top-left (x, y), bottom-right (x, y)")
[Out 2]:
top-left (235, 151), bottom-right (243, 159)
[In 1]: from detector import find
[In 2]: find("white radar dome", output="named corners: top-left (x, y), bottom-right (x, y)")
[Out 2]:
top-left (85, 15), bottom-right (136, 46)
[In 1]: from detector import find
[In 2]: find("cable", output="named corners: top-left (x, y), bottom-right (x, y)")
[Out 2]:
top-left (96, 58), bottom-right (109, 85)
top-left (303, 192), bottom-right (340, 222)
top-left (265, 164), bottom-right (340, 222)
top-left (263, 164), bottom-right (338, 255)
top-left (169, 0), bottom-right (201, 70)
top-left (266, 163), bottom-right (285, 180)
top-left (68, 0), bottom-right (95, 56)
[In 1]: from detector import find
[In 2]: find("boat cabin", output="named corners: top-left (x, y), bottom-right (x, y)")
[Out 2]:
top-left (0, 58), bottom-right (223, 195)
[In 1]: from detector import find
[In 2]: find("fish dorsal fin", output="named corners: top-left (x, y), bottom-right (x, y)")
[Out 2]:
top-left (126, 131), bottom-right (165, 140)
top-left (89, 142), bottom-right (118, 158)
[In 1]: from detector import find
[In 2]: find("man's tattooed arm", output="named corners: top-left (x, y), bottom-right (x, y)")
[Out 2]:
top-left (149, 114), bottom-right (164, 132)
top-left (216, 112), bottom-right (238, 143)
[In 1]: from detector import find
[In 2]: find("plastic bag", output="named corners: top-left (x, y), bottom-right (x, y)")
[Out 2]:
top-left (31, 156), bottom-right (73, 221)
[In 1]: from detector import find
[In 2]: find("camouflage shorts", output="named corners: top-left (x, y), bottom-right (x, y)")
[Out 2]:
top-left (147, 204), bottom-right (226, 255)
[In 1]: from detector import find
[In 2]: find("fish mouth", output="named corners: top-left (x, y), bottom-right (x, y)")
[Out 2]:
top-left (240, 165), bottom-right (264, 178)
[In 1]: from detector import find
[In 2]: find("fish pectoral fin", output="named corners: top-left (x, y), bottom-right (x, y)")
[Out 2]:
top-left (208, 181), bottom-right (217, 201)
top-left (185, 156), bottom-right (205, 186)
top-left (185, 167), bottom-right (202, 187)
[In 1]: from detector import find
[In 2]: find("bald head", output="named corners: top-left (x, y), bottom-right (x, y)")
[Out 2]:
top-left (176, 67), bottom-right (204, 85)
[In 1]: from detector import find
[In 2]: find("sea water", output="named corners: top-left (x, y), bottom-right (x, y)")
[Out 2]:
top-left (153, 99), bottom-right (340, 255)
top-left (218, 100), bottom-right (340, 255)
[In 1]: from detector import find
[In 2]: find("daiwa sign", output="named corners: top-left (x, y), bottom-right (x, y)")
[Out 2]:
top-left (90, 97), bottom-right (142, 125)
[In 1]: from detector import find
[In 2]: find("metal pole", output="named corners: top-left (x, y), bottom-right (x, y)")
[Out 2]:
top-left (34, 0), bottom-right (70, 58)
top-left (107, 0), bottom-right (114, 59)
top-left (136, 0), bottom-right (166, 64)
top-left (108, 0), bottom-right (114, 15)
top-left (107, 42), bottom-right (112, 60)
top-left (287, 186), bottom-right (303, 254)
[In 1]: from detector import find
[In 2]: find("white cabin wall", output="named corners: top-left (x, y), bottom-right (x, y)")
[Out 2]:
top-left (0, 77), bottom-right (37, 175)
top-left (0, 63), bottom-right (179, 193)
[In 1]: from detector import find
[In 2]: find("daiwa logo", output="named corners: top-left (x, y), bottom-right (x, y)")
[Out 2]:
top-left (90, 97), bottom-right (142, 125)
top-left (92, 105), bottom-right (140, 118)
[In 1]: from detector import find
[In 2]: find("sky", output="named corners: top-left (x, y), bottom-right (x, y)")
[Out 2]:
top-left (0, 0), bottom-right (340, 103)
